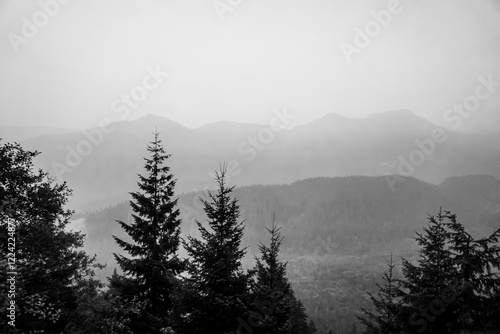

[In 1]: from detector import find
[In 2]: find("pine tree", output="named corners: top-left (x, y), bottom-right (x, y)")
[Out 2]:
top-left (250, 216), bottom-right (311, 334)
top-left (290, 298), bottom-right (311, 334)
top-left (250, 217), bottom-right (292, 333)
top-left (442, 210), bottom-right (500, 331)
top-left (112, 131), bottom-right (184, 333)
top-left (358, 254), bottom-right (403, 334)
top-left (0, 140), bottom-right (100, 333)
top-left (179, 165), bottom-right (249, 334)
top-left (398, 210), bottom-right (457, 333)
top-left (394, 210), bottom-right (500, 333)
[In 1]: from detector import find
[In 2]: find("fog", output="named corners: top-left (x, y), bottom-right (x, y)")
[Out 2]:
top-left (1, 0), bottom-right (499, 132)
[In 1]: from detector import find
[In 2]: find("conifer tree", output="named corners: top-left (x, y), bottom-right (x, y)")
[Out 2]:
top-left (381, 210), bottom-right (500, 333)
top-left (250, 218), bottom-right (292, 333)
top-left (179, 165), bottom-right (249, 334)
top-left (358, 254), bottom-right (403, 334)
top-left (290, 298), bottom-right (311, 334)
top-left (442, 210), bottom-right (500, 331)
top-left (112, 131), bottom-right (183, 333)
top-left (250, 216), bottom-right (312, 334)
top-left (398, 210), bottom-right (457, 333)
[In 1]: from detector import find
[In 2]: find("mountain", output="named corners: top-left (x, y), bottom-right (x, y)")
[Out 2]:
top-left (9, 110), bottom-right (500, 211)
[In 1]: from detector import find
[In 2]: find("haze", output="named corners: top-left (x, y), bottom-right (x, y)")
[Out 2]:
top-left (1, 0), bottom-right (499, 131)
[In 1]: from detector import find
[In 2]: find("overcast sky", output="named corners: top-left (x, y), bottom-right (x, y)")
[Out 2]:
top-left (1, 0), bottom-right (499, 131)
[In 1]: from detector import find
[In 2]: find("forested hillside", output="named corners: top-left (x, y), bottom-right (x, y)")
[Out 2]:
top-left (79, 174), bottom-right (500, 333)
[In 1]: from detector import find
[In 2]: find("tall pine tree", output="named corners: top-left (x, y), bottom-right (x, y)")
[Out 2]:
top-left (358, 253), bottom-right (403, 334)
top-left (398, 210), bottom-right (457, 333)
top-left (179, 165), bottom-right (249, 334)
top-left (112, 131), bottom-right (183, 333)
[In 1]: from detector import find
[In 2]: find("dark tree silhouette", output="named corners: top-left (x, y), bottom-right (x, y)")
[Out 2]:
top-left (362, 210), bottom-right (500, 334)
top-left (250, 215), bottom-right (312, 334)
top-left (178, 165), bottom-right (249, 334)
top-left (0, 140), bottom-right (100, 333)
top-left (358, 254), bottom-right (403, 334)
top-left (112, 131), bottom-right (184, 333)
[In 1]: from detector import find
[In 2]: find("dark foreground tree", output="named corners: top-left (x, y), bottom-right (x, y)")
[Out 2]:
top-left (112, 132), bottom-right (184, 333)
top-left (0, 140), bottom-right (101, 333)
top-left (177, 165), bottom-right (249, 334)
top-left (398, 210), bottom-right (457, 334)
top-left (361, 210), bottom-right (500, 334)
top-left (440, 211), bottom-right (500, 331)
top-left (247, 216), bottom-right (313, 334)
top-left (358, 254), bottom-right (403, 334)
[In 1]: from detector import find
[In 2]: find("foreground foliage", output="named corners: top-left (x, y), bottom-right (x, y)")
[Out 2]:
top-left (360, 210), bottom-right (500, 334)
top-left (0, 140), bottom-right (102, 333)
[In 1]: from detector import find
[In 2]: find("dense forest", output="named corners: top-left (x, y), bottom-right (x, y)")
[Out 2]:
top-left (1, 135), bottom-right (500, 334)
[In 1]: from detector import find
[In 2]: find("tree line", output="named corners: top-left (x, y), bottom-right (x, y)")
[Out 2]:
top-left (1, 132), bottom-right (499, 334)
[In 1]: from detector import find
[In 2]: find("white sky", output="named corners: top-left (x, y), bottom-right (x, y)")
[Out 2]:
top-left (0, 0), bottom-right (499, 130)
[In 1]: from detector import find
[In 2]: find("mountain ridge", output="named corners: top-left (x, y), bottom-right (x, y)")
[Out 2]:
top-left (3, 110), bottom-right (499, 212)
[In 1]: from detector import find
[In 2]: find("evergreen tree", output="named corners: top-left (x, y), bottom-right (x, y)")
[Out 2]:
top-left (178, 165), bottom-right (249, 334)
top-left (112, 131), bottom-right (184, 333)
top-left (398, 210), bottom-right (457, 333)
top-left (290, 298), bottom-right (311, 334)
top-left (0, 140), bottom-right (100, 333)
top-left (442, 211), bottom-right (500, 331)
top-left (249, 216), bottom-right (311, 334)
top-left (358, 254), bottom-right (403, 334)
top-left (391, 210), bottom-right (500, 333)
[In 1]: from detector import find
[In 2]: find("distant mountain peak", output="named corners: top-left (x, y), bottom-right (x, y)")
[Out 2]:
top-left (133, 113), bottom-right (186, 129)
top-left (137, 113), bottom-right (169, 122)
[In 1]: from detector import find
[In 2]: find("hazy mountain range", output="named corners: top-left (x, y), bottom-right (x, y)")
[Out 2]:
top-left (1, 110), bottom-right (499, 212)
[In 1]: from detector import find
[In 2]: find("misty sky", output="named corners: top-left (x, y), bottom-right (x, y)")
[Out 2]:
top-left (1, 0), bottom-right (499, 131)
